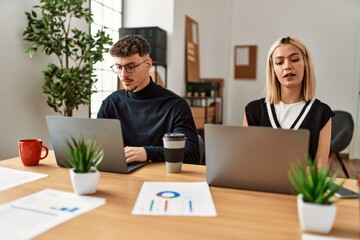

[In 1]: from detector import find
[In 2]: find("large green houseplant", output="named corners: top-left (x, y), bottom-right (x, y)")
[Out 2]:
top-left (23, 0), bottom-right (113, 116)
top-left (288, 159), bottom-right (344, 233)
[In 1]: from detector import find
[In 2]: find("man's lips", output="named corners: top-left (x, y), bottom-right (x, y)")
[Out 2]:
top-left (121, 79), bottom-right (133, 85)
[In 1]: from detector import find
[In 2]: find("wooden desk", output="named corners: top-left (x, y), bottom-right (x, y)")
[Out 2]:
top-left (0, 152), bottom-right (358, 239)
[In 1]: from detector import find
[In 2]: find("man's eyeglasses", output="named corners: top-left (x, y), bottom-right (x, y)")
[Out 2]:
top-left (110, 58), bottom-right (148, 74)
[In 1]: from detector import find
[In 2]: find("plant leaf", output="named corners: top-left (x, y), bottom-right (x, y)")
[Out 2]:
top-left (288, 157), bottom-right (344, 205)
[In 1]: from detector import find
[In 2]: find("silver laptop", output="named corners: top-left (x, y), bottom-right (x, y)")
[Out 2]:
top-left (205, 124), bottom-right (310, 194)
top-left (46, 116), bottom-right (148, 174)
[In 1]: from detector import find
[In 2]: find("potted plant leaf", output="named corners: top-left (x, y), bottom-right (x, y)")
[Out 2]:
top-left (64, 136), bottom-right (104, 195)
top-left (288, 158), bottom-right (344, 233)
top-left (23, 0), bottom-right (113, 116)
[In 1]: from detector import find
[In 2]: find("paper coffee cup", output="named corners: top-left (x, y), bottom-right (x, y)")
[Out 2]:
top-left (163, 133), bottom-right (186, 173)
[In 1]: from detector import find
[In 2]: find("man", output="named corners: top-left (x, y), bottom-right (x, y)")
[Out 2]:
top-left (98, 35), bottom-right (200, 164)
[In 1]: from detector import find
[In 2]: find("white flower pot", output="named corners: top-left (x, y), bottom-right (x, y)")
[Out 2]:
top-left (297, 194), bottom-right (337, 234)
top-left (70, 169), bottom-right (100, 195)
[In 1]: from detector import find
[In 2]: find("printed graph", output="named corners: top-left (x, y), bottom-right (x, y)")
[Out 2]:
top-left (132, 182), bottom-right (217, 216)
top-left (148, 190), bottom-right (193, 214)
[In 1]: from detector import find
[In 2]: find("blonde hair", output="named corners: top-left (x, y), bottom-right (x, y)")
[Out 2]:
top-left (266, 37), bottom-right (316, 104)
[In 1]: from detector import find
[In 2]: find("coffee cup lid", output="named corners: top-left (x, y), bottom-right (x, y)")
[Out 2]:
top-left (163, 133), bottom-right (186, 141)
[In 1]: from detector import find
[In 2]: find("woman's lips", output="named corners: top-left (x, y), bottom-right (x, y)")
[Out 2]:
top-left (284, 73), bottom-right (295, 78)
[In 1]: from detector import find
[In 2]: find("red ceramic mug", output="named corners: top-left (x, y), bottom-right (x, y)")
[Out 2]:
top-left (18, 139), bottom-right (49, 166)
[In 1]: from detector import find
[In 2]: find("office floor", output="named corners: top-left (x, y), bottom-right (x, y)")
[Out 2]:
top-left (329, 154), bottom-right (360, 179)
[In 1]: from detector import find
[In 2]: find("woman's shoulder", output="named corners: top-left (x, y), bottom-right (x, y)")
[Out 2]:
top-left (313, 99), bottom-right (333, 113)
top-left (246, 98), bottom-right (266, 109)
top-left (245, 98), bottom-right (268, 126)
top-left (311, 98), bottom-right (335, 120)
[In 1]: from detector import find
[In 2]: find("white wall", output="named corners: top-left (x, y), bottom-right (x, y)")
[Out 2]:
top-left (0, 0), bottom-right (88, 160)
top-left (172, 0), bottom-right (232, 95)
top-left (353, 24), bottom-right (360, 158)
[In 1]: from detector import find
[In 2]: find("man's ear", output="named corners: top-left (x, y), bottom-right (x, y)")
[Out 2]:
top-left (146, 58), bottom-right (153, 70)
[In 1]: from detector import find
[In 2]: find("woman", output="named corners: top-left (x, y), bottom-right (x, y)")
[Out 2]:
top-left (243, 37), bottom-right (333, 168)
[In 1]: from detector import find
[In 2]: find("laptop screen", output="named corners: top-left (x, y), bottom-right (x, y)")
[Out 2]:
top-left (205, 125), bottom-right (309, 194)
top-left (46, 116), bottom-right (147, 174)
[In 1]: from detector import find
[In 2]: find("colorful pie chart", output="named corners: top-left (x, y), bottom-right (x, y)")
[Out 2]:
top-left (156, 191), bottom-right (180, 199)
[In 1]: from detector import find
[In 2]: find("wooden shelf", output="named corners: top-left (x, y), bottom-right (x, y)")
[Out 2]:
top-left (185, 96), bottom-right (222, 130)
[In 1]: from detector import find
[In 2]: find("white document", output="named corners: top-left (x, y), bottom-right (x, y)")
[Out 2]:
top-left (302, 233), bottom-right (353, 240)
top-left (132, 182), bottom-right (217, 217)
top-left (0, 189), bottom-right (106, 240)
top-left (0, 167), bottom-right (48, 191)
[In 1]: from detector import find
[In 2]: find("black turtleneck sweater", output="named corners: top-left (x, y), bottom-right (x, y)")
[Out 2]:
top-left (97, 79), bottom-right (200, 164)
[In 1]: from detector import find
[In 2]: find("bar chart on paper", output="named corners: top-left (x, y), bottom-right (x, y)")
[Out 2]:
top-left (132, 182), bottom-right (217, 216)
top-left (0, 189), bottom-right (105, 239)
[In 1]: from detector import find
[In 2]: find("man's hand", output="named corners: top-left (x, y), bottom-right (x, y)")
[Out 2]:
top-left (124, 146), bottom-right (147, 163)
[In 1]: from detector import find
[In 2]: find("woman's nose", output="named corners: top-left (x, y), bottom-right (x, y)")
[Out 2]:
top-left (284, 60), bottom-right (292, 70)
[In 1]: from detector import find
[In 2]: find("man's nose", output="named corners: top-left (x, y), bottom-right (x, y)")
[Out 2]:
top-left (119, 69), bottom-right (129, 78)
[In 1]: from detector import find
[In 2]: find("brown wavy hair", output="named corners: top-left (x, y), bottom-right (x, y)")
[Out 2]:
top-left (110, 34), bottom-right (150, 58)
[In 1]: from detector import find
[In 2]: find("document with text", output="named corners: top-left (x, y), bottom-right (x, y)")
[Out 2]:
top-left (132, 182), bottom-right (217, 217)
top-left (0, 167), bottom-right (48, 191)
top-left (0, 189), bottom-right (106, 240)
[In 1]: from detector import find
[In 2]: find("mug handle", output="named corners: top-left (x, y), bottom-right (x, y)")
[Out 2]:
top-left (40, 145), bottom-right (49, 160)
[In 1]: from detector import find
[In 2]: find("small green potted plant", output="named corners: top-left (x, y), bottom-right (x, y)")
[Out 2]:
top-left (64, 136), bottom-right (104, 195)
top-left (288, 158), bottom-right (344, 234)
top-left (186, 85), bottom-right (193, 97)
top-left (197, 88), bottom-right (205, 98)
